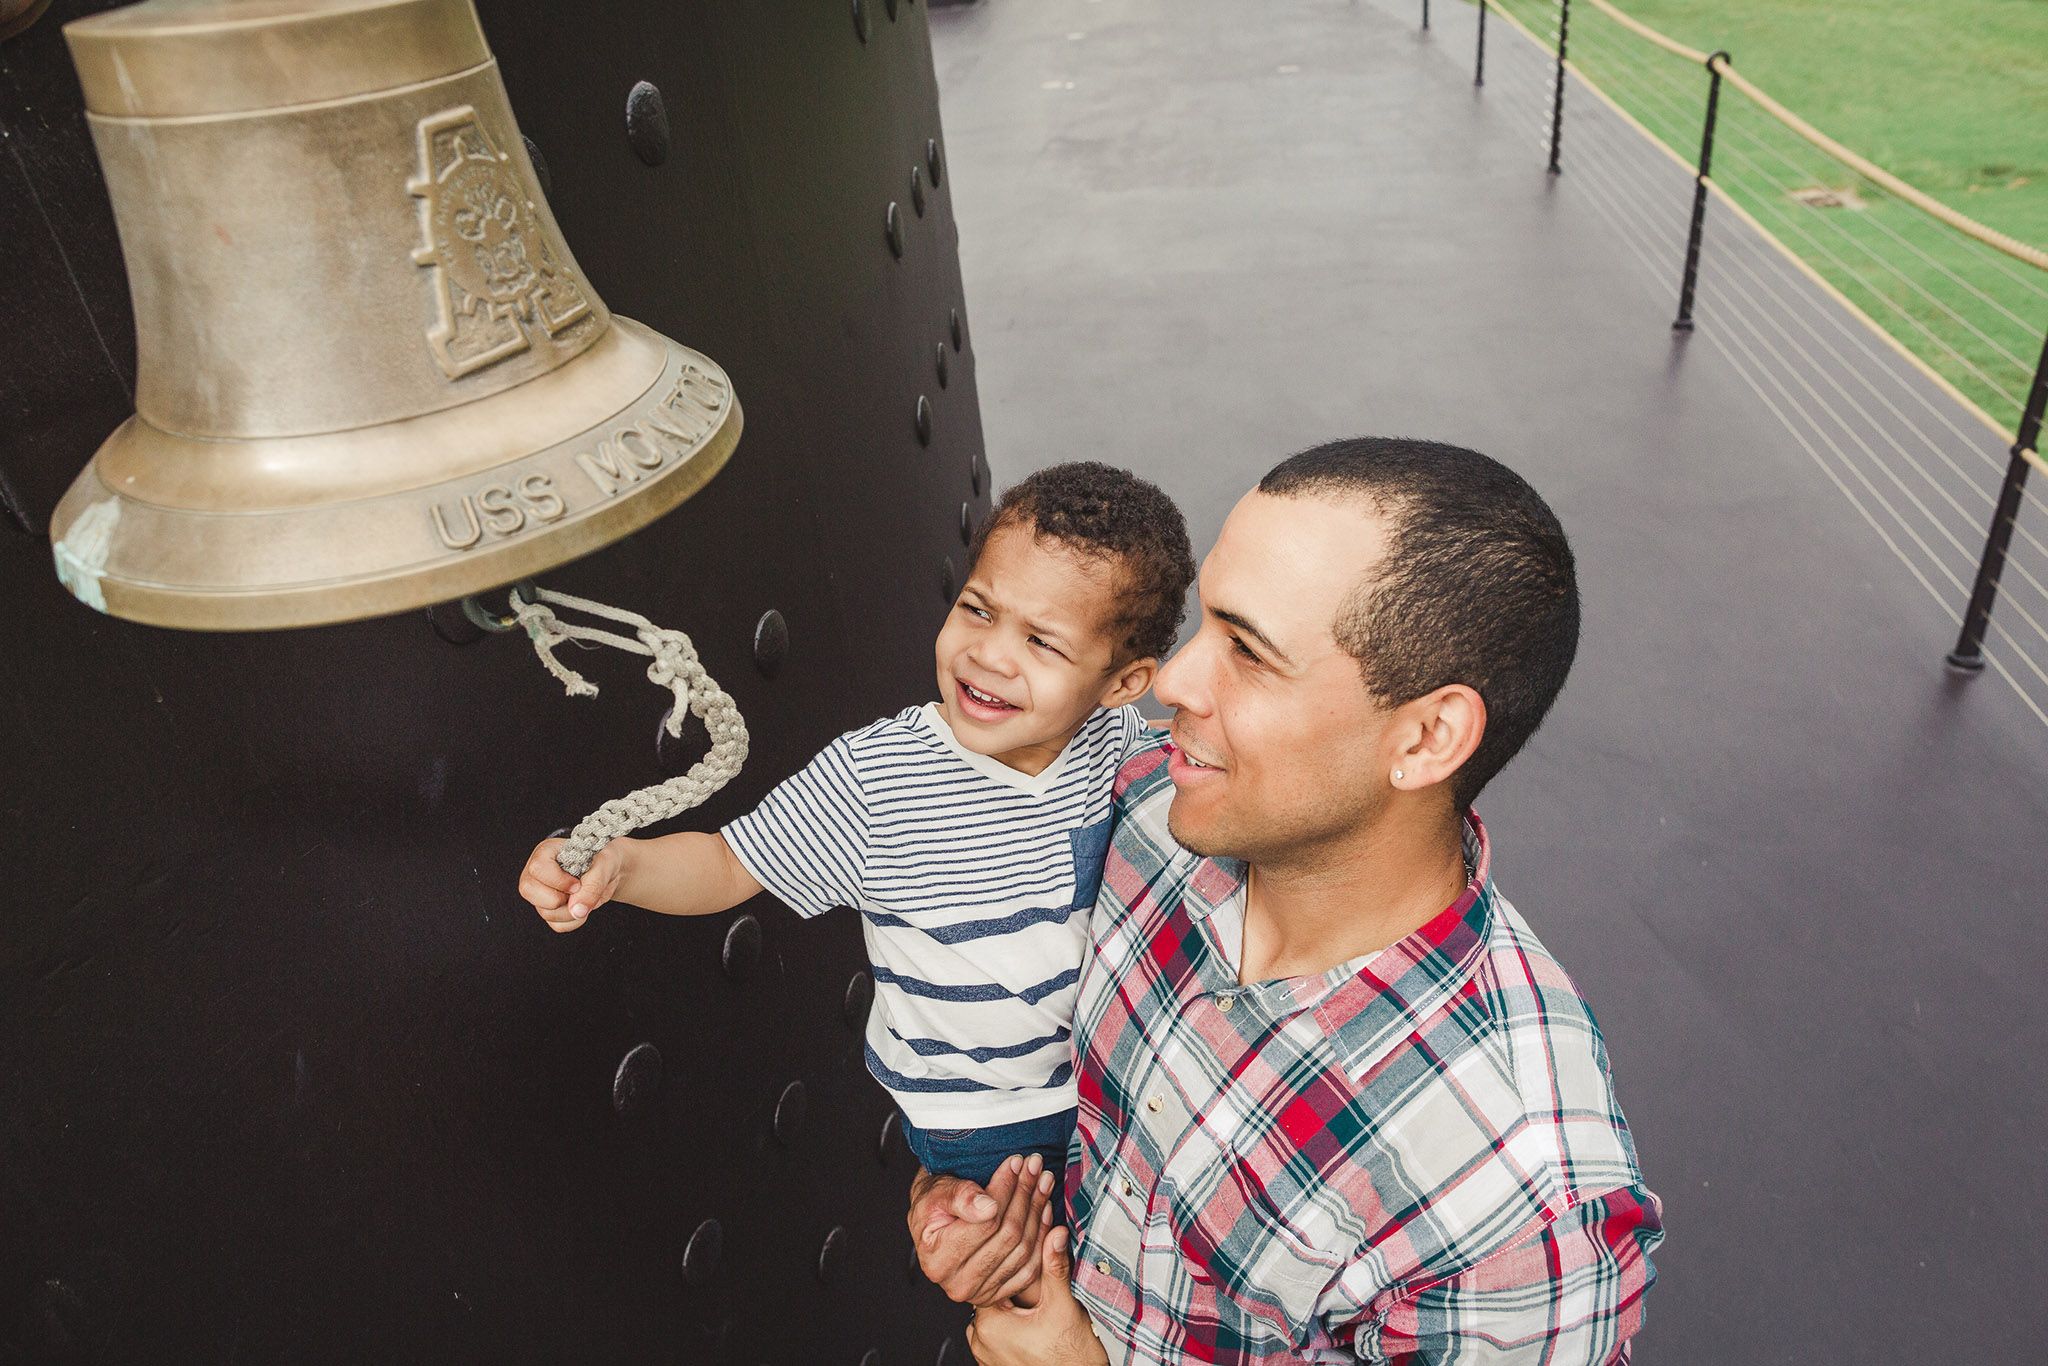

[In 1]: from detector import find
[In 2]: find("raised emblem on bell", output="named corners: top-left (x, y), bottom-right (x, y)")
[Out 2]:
top-left (48, 0), bottom-right (743, 630)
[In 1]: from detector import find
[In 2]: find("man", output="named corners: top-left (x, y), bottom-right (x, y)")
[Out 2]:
top-left (909, 438), bottom-right (1662, 1363)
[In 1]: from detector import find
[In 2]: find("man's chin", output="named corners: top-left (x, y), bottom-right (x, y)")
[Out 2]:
top-left (1166, 798), bottom-right (1233, 859)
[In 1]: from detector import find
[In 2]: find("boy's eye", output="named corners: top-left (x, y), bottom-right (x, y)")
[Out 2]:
top-left (962, 604), bottom-right (991, 621)
top-left (1230, 636), bottom-right (1261, 663)
top-left (1028, 635), bottom-right (1065, 658)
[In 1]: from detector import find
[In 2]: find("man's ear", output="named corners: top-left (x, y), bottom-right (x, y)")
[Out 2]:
top-left (1390, 684), bottom-right (1486, 797)
top-left (1098, 656), bottom-right (1157, 710)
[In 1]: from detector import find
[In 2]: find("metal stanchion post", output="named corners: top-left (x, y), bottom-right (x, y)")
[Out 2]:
top-left (1672, 51), bottom-right (1729, 332)
top-left (1476, 0), bottom-right (1488, 86)
top-left (1948, 330), bottom-right (2048, 673)
top-left (1423, 0), bottom-right (1431, 30)
top-left (1548, 0), bottom-right (1570, 173)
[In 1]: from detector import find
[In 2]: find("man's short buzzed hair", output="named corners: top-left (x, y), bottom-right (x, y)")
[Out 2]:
top-left (1259, 437), bottom-right (1580, 811)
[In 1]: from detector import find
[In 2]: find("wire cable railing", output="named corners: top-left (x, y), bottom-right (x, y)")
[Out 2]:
top-left (1432, 0), bottom-right (2048, 724)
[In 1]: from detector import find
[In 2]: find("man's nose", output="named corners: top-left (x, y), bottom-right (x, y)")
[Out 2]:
top-left (1153, 637), bottom-right (1207, 715)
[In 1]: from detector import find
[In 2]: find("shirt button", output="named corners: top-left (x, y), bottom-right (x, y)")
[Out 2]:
top-left (1096, 1259), bottom-right (1110, 1276)
top-left (1217, 993), bottom-right (1236, 1013)
top-left (1146, 1095), bottom-right (1163, 1112)
top-left (1120, 1178), bottom-right (1134, 1197)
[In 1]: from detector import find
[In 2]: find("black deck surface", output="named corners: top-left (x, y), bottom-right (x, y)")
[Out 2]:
top-left (932, 1), bottom-right (2048, 1361)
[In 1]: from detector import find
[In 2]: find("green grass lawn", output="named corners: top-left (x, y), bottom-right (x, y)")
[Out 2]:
top-left (1484, 0), bottom-right (2048, 434)
top-left (1620, 0), bottom-right (2048, 245)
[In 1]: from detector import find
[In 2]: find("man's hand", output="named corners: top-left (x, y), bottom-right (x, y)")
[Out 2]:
top-left (518, 837), bottom-right (625, 932)
top-left (965, 1226), bottom-right (1108, 1366)
top-left (908, 1155), bottom-right (1056, 1307)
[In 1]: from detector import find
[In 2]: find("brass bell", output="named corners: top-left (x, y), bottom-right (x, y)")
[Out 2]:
top-left (49, 0), bottom-right (742, 630)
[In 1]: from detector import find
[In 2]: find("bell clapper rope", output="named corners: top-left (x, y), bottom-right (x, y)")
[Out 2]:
top-left (506, 586), bottom-right (750, 878)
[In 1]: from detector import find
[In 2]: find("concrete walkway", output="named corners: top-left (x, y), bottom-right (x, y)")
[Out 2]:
top-left (933, 1), bottom-right (2048, 1360)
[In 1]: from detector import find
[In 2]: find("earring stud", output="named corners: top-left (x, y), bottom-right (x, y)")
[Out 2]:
top-left (1392, 769), bottom-right (1405, 781)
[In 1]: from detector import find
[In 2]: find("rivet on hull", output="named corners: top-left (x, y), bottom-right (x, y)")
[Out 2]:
top-left (613, 1043), bottom-right (663, 1119)
top-left (522, 135), bottom-right (553, 197)
top-left (682, 1219), bottom-right (724, 1285)
top-left (843, 970), bottom-right (875, 1026)
top-left (817, 1226), bottom-right (850, 1283)
top-left (753, 609), bottom-right (789, 676)
top-left (426, 600), bottom-right (485, 645)
top-left (773, 1079), bottom-right (808, 1144)
top-left (625, 81), bottom-right (670, 166)
top-left (722, 914), bottom-right (763, 980)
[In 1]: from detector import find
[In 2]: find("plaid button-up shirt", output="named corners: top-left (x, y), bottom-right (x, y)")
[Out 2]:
top-left (1067, 741), bottom-right (1662, 1364)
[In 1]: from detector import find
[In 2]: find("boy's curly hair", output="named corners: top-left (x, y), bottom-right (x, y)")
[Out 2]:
top-left (967, 461), bottom-right (1197, 663)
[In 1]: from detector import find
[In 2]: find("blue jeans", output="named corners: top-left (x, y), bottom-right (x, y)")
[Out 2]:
top-left (902, 1107), bottom-right (1076, 1226)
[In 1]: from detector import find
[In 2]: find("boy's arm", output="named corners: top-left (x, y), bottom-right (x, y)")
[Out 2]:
top-left (614, 831), bottom-right (763, 918)
top-left (518, 831), bottom-right (762, 932)
top-left (520, 729), bottom-right (868, 933)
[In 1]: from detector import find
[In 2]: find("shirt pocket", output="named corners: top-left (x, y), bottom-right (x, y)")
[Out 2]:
top-left (1166, 1154), bottom-right (1358, 1354)
top-left (1067, 816), bottom-right (1114, 911)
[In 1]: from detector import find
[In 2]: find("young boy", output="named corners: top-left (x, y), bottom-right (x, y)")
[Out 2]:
top-left (517, 461), bottom-right (1195, 1217)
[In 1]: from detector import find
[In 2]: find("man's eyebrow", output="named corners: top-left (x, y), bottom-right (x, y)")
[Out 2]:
top-left (1213, 607), bottom-right (1294, 667)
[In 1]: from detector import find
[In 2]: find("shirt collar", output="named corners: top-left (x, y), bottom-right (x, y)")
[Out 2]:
top-left (1182, 854), bottom-right (1245, 923)
top-left (914, 701), bottom-right (1086, 796)
top-left (1316, 813), bottom-right (1495, 1081)
top-left (1178, 814), bottom-right (1497, 1069)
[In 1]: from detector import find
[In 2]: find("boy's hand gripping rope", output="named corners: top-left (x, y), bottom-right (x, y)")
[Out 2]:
top-left (508, 586), bottom-right (750, 878)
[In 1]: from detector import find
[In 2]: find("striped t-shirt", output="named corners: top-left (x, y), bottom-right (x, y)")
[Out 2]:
top-left (723, 701), bottom-right (1144, 1128)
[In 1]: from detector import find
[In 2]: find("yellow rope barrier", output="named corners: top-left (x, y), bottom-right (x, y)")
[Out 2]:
top-left (1483, 0), bottom-right (2034, 447)
top-left (1580, 0), bottom-right (2048, 273)
top-left (1580, 0), bottom-right (1704, 63)
top-left (1701, 175), bottom-right (2042, 463)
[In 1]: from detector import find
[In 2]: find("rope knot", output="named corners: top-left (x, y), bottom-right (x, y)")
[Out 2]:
top-left (506, 585), bottom-right (750, 876)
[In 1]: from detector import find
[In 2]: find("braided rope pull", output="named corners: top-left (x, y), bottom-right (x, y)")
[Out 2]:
top-left (507, 586), bottom-right (750, 878)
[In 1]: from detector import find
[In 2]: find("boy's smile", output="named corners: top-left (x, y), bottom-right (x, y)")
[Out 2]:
top-left (955, 677), bottom-right (1022, 719)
